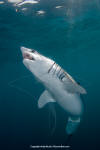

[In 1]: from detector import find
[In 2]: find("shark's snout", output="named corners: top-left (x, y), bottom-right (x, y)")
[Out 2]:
top-left (21, 46), bottom-right (36, 61)
top-left (21, 46), bottom-right (43, 62)
top-left (21, 46), bottom-right (36, 53)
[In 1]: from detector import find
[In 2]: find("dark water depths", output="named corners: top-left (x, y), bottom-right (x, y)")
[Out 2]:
top-left (0, 0), bottom-right (100, 150)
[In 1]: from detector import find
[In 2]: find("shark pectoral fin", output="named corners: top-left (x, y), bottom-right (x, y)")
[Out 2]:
top-left (38, 90), bottom-right (56, 109)
top-left (66, 117), bottom-right (81, 135)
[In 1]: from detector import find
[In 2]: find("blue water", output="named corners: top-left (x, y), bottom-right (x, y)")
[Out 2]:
top-left (0, 1), bottom-right (100, 150)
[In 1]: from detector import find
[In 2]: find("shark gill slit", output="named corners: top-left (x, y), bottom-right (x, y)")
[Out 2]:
top-left (53, 64), bottom-right (58, 75)
top-left (48, 62), bottom-right (55, 73)
top-left (57, 67), bottom-right (62, 77)
top-left (60, 72), bottom-right (65, 80)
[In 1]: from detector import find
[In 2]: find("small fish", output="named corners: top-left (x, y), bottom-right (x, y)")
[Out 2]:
top-left (21, 46), bottom-right (87, 135)
top-left (55, 6), bottom-right (63, 9)
top-left (8, 0), bottom-right (23, 3)
top-left (16, 0), bottom-right (39, 6)
top-left (36, 10), bottom-right (46, 15)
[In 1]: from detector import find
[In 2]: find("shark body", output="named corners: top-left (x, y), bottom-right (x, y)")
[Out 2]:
top-left (21, 46), bottom-right (86, 135)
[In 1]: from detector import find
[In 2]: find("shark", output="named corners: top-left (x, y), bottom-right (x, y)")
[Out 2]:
top-left (21, 46), bottom-right (87, 135)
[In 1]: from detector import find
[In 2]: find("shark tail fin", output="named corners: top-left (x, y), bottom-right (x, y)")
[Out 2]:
top-left (66, 117), bottom-right (80, 135)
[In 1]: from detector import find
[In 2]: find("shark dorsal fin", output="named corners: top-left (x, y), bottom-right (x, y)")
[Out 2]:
top-left (62, 71), bottom-right (87, 94)
top-left (38, 90), bottom-right (56, 108)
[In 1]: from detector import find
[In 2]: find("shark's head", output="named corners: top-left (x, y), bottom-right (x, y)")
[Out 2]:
top-left (21, 46), bottom-right (54, 81)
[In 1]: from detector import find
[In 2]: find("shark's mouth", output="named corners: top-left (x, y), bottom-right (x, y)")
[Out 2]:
top-left (23, 52), bottom-right (35, 61)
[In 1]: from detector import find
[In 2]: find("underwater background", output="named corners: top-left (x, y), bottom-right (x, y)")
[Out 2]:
top-left (0, 0), bottom-right (100, 150)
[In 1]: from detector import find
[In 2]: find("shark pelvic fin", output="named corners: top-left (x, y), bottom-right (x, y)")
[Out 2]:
top-left (66, 117), bottom-right (81, 135)
top-left (38, 90), bottom-right (56, 108)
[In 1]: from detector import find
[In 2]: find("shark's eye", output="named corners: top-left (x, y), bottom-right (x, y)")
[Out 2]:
top-left (32, 49), bottom-right (35, 53)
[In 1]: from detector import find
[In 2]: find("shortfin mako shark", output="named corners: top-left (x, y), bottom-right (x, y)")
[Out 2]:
top-left (21, 46), bottom-right (87, 135)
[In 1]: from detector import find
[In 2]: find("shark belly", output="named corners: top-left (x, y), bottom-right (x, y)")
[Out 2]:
top-left (45, 79), bottom-right (84, 117)
top-left (55, 91), bottom-right (84, 117)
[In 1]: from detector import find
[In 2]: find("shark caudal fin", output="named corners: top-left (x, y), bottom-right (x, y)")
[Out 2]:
top-left (66, 117), bottom-right (80, 135)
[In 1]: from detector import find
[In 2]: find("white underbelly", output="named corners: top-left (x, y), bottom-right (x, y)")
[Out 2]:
top-left (47, 83), bottom-right (83, 117)
top-left (55, 91), bottom-right (84, 117)
top-left (44, 77), bottom-right (84, 117)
